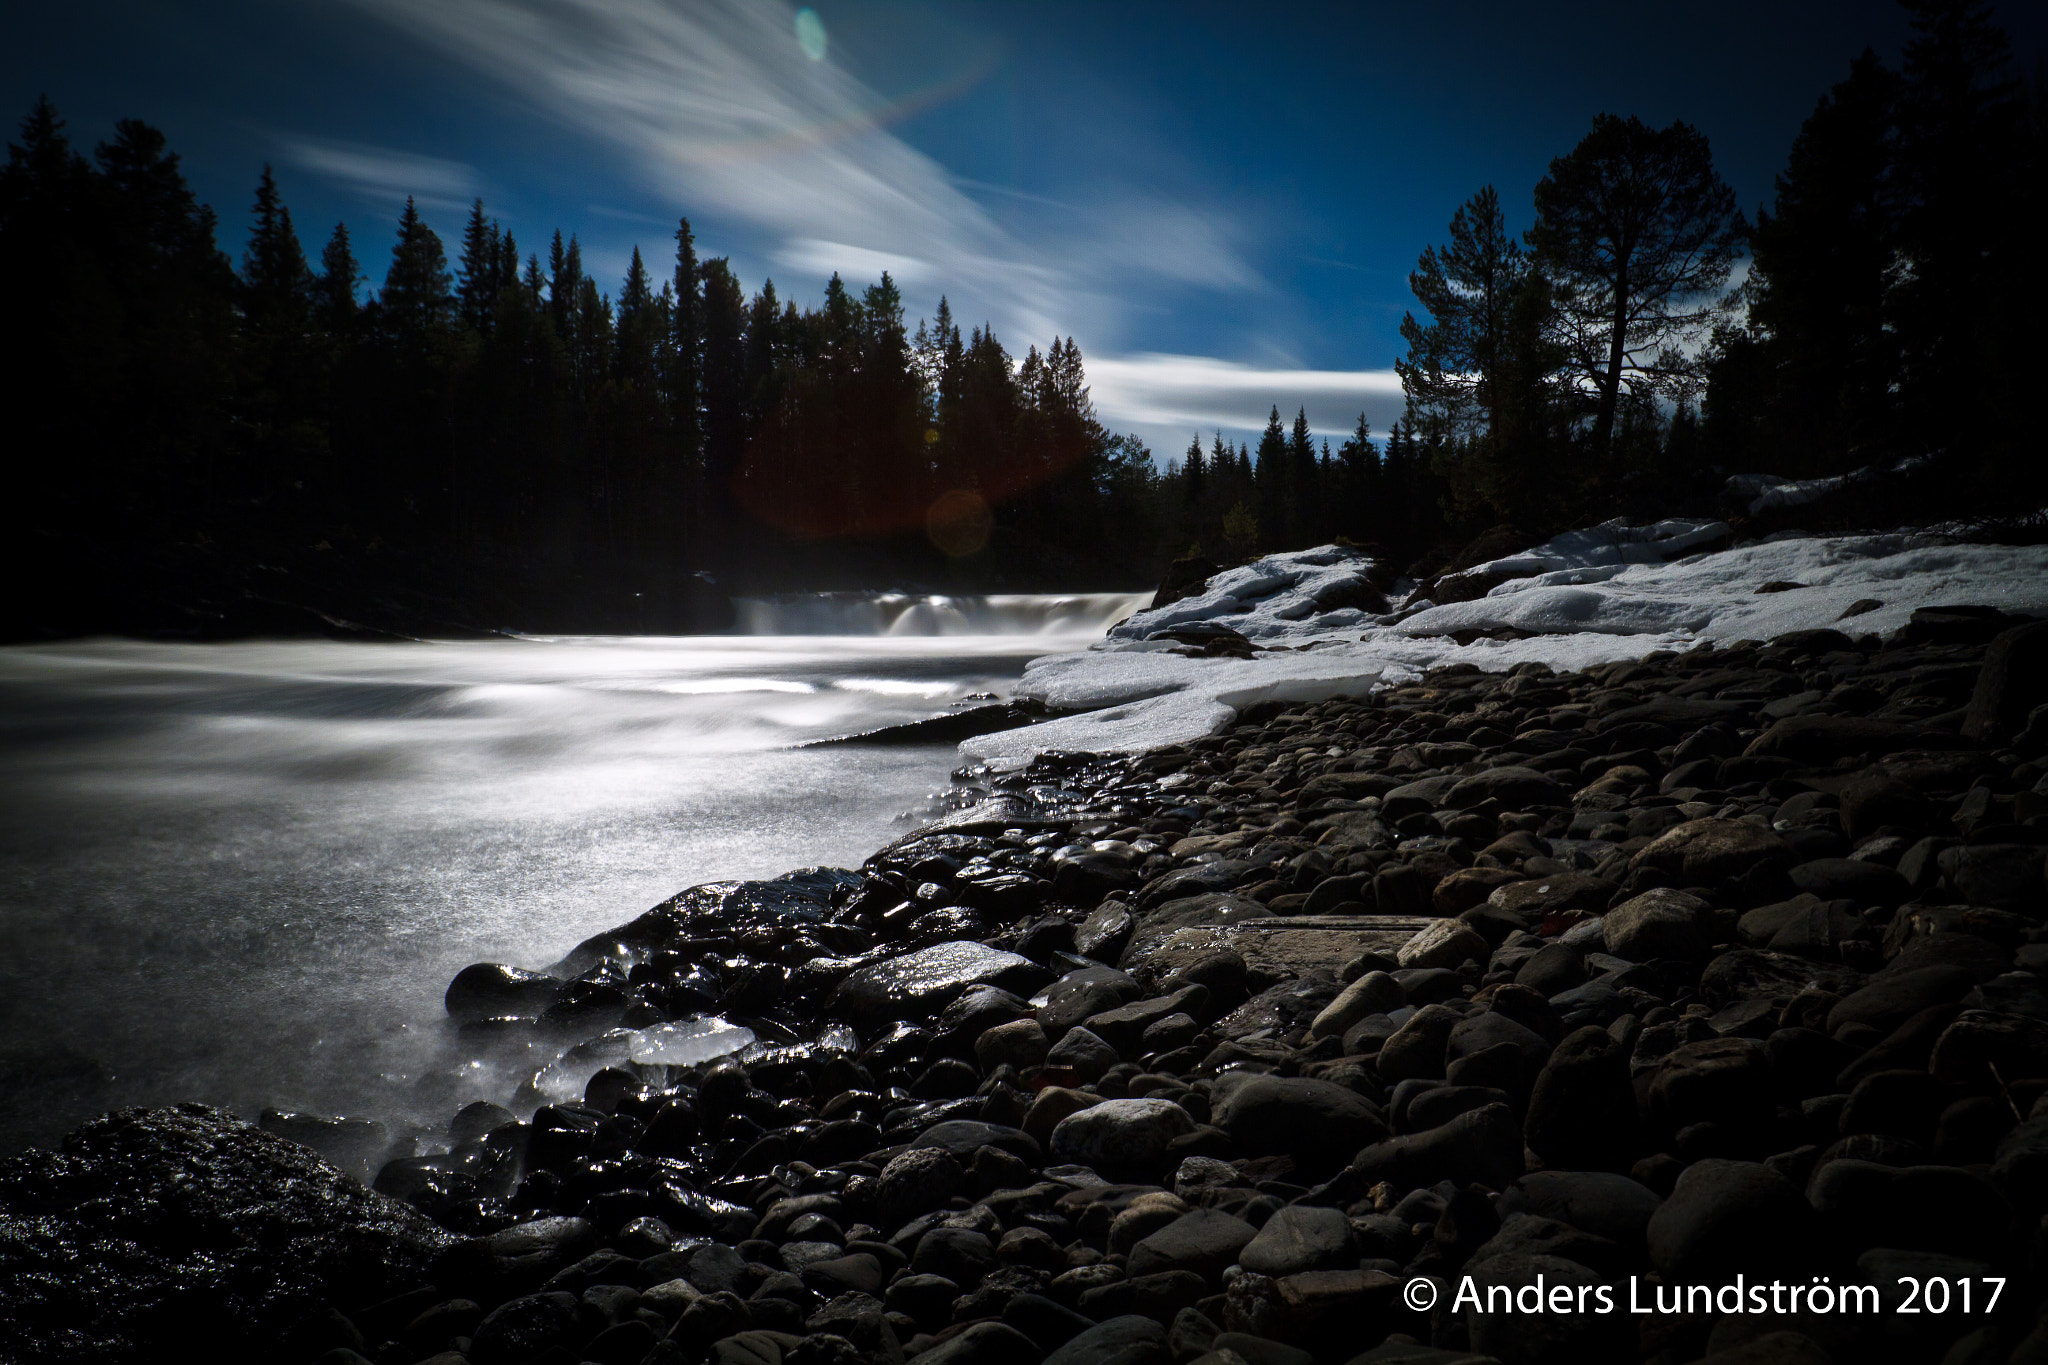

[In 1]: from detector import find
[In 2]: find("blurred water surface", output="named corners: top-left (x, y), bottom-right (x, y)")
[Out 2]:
top-left (0, 626), bottom-right (1112, 1152)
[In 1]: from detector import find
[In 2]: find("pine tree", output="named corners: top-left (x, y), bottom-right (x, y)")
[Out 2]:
top-left (1182, 433), bottom-right (1206, 511)
top-left (1287, 407), bottom-right (1319, 544)
top-left (1745, 50), bottom-right (1901, 476)
top-left (615, 246), bottom-right (661, 391)
top-left (242, 165), bottom-right (312, 335)
top-left (1253, 406), bottom-right (1287, 551)
top-left (456, 198), bottom-right (499, 334)
top-left (1892, 0), bottom-right (2025, 488)
top-left (1338, 414), bottom-right (1380, 543)
top-left (1528, 115), bottom-right (1745, 464)
top-left (316, 223), bottom-right (360, 331)
top-left (698, 256), bottom-right (747, 502)
top-left (668, 217), bottom-right (703, 471)
top-left (1397, 186), bottom-right (1528, 442)
top-left (381, 196), bottom-right (454, 344)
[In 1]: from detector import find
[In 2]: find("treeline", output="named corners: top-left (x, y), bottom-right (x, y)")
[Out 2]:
top-left (1159, 0), bottom-right (2046, 573)
top-left (0, 103), bottom-right (1180, 636)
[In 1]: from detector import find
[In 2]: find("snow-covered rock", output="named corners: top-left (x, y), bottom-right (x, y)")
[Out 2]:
top-left (1108, 545), bottom-right (1386, 644)
top-left (959, 531), bottom-right (2048, 767)
top-left (1425, 518), bottom-right (1729, 604)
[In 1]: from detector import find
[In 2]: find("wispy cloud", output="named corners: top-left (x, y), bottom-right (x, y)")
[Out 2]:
top-left (339, 0), bottom-right (1268, 341)
top-left (341, 0), bottom-right (1063, 330)
top-left (277, 135), bottom-right (479, 212)
top-left (338, 0), bottom-right (1354, 451)
top-left (1088, 353), bottom-right (1405, 444)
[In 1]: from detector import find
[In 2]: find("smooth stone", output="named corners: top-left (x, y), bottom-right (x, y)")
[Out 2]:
top-left (1236, 1205), bottom-right (1355, 1276)
top-left (1347, 1102), bottom-right (1522, 1192)
top-left (1127, 1208), bottom-right (1259, 1282)
top-left (1601, 887), bottom-right (1714, 962)
top-left (1631, 818), bottom-right (1795, 884)
top-left (1397, 920), bottom-right (1489, 971)
top-left (1049, 1098), bottom-right (1195, 1170)
top-left (1308, 970), bottom-right (1404, 1040)
top-left (1646, 1159), bottom-right (1820, 1283)
top-left (1208, 1073), bottom-right (1388, 1166)
top-left (1496, 1171), bottom-right (1663, 1248)
top-left (831, 941), bottom-right (1048, 1024)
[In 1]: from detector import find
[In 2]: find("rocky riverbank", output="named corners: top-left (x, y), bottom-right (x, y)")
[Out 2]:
top-left (6, 605), bottom-right (2048, 1365)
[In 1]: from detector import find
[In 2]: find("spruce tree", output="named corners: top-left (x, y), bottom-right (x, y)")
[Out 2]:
top-left (1745, 50), bottom-right (1901, 476)
top-left (1397, 186), bottom-right (1527, 441)
top-left (316, 223), bottom-right (360, 331)
top-left (1254, 406), bottom-right (1287, 551)
top-left (668, 217), bottom-right (702, 468)
top-left (1287, 407), bottom-right (1319, 544)
top-left (381, 196), bottom-right (454, 344)
top-left (242, 165), bottom-right (312, 334)
top-left (456, 198), bottom-right (499, 334)
top-left (1892, 0), bottom-right (2024, 489)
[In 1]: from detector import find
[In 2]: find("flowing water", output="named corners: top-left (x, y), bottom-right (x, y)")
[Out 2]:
top-left (0, 592), bottom-right (1148, 1153)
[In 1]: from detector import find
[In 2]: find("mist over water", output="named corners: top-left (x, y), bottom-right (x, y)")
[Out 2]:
top-left (0, 613), bottom-right (1129, 1153)
top-left (732, 589), bottom-right (1153, 637)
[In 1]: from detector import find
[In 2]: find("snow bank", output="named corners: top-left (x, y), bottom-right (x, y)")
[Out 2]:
top-left (959, 531), bottom-right (2048, 767)
top-left (1445, 517), bottom-right (1728, 586)
top-left (1107, 545), bottom-right (1384, 644)
top-left (1395, 534), bottom-right (2048, 642)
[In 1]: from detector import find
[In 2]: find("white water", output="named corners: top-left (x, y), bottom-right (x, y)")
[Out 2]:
top-left (732, 589), bottom-right (1153, 637)
top-left (0, 621), bottom-right (1111, 1153)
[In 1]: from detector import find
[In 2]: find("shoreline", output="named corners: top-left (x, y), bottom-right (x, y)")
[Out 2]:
top-left (5, 605), bottom-right (2048, 1363)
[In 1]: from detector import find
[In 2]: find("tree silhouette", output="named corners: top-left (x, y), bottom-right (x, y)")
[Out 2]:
top-left (1529, 115), bottom-right (1745, 464)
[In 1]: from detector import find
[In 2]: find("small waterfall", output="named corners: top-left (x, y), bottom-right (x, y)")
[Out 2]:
top-left (730, 590), bottom-right (1156, 637)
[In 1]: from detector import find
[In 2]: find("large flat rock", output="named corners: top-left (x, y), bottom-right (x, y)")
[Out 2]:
top-left (1124, 915), bottom-right (1437, 978)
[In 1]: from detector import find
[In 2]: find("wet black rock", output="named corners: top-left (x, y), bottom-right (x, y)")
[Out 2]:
top-left (830, 941), bottom-right (1049, 1025)
top-left (0, 1104), bottom-right (458, 1363)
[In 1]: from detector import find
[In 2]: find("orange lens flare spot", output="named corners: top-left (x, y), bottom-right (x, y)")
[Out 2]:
top-left (926, 489), bottom-right (993, 558)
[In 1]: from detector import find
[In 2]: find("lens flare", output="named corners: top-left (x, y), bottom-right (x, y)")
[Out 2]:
top-left (926, 489), bottom-right (993, 558)
top-left (795, 8), bottom-right (827, 61)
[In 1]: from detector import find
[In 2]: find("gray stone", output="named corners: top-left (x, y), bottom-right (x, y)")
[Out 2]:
top-left (1964, 620), bottom-right (2048, 742)
top-left (1631, 818), bottom-right (1795, 885)
top-left (1523, 1026), bottom-right (1638, 1173)
top-left (470, 1292), bottom-right (582, 1365)
top-left (1938, 844), bottom-right (2047, 910)
top-left (1049, 1098), bottom-right (1194, 1170)
top-left (831, 941), bottom-right (1048, 1024)
top-left (1461, 1253), bottom-right (1633, 1365)
top-left (1496, 1171), bottom-right (1663, 1248)
top-left (1825, 964), bottom-right (1976, 1038)
top-left (1444, 766), bottom-right (1570, 811)
top-left (1348, 1102), bottom-right (1522, 1191)
top-left (1127, 1208), bottom-right (1258, 1282)
top-left (1042, 1314), bottom-right (1170, 1365)
top-left (1308, 970), bottom-right (1404, 1040)
top-left (1046, 1025), bottom-right (1119, 1081)
top-left (1646, 1159), bottom-right (1820, 1283)
top-left (1376, 1003), bottom-right (1460, 1082)
top-left (1037, 966), bottom-right (1144, 1036)
top-left (1236, 1205), bottom-right (1355, 1276)
top-left (1602, 887), bottom-right (1714, 961)
top-left (976, 1017), bottom-right (1051, 1071)
top-left (1209, 1073), bottom-right (1388, 1166)
top-left (1397, 919), bottom-right (1490, 970)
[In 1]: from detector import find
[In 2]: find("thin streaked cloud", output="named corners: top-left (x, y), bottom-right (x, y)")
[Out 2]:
top-left (276, 135), bottom-right (479, 213)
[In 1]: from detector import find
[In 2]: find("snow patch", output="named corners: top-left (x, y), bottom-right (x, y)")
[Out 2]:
top-left (959, 531), bottom-right (2048, 767)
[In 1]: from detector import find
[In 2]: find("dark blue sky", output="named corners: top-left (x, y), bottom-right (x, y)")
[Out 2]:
top-left (8, 0), bottom-right (2041, 452)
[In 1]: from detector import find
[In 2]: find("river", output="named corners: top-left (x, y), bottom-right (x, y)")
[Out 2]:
top-left (0, 592), bottom-right (1148, 1153)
